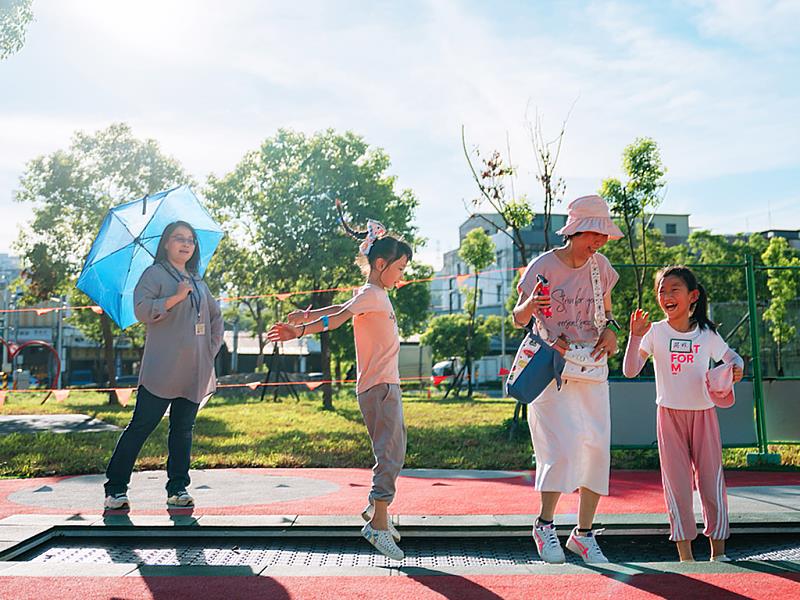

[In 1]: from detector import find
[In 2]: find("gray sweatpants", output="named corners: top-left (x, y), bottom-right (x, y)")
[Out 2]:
top-left (357, 383), bottom-right (406, 504)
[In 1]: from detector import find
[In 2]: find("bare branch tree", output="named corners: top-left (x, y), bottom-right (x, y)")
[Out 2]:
top-left (526, 102), bottom-right (575, 250)
top-left (461, 125), bottom-right (534, 264)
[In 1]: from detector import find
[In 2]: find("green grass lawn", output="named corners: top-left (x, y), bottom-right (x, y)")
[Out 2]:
top-left (0, 388), bottom-right (797, 478)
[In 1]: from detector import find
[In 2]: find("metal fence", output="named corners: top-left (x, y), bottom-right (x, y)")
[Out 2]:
top-left (610, 256), bottom-right (800, 454)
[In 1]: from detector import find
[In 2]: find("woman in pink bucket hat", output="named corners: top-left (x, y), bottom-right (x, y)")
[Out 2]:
top-left (512, 194), bottom-right (623, 564)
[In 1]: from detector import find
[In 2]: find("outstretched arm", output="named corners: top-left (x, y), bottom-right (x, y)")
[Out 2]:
top-left (287, 304), bottom-right (346, 325)
top-left (268, 307), bottom-right (353, 341)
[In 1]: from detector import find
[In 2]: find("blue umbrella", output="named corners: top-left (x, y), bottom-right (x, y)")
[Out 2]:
top-left (76, 185), bottom-right (224, 329)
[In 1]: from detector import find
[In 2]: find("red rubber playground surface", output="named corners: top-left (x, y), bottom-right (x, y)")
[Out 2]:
top-left (1, 468), bottom-right (798, 517)
top-left (0, 573), bottom-right (798, 600)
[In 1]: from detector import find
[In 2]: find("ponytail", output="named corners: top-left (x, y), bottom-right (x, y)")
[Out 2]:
top-left (655, 266), bottom-right (717, 332)
top-left (336, 199), bottom-right (368, 242)
top-left (335, 199), bottom-right (412, 273)
top-left (692, 283), bottom-right (716, 332)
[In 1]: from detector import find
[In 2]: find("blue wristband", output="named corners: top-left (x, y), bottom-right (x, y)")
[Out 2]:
top-left (322, 315), bottom-right (329, 332)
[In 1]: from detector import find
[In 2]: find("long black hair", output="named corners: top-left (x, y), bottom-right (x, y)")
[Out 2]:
top-left (655, 265), bottom-right (716, 332)
top-left (154, 221), bottom-right (201, 274)
top-left (336, 200), bottom-right (412, 272)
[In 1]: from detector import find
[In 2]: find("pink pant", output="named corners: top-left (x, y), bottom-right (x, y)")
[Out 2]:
top-left (656, 406), bottom-right (729, 542)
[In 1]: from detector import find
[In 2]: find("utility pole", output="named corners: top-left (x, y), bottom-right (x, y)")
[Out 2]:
top-left (500, 247), bottom-right (507, 397)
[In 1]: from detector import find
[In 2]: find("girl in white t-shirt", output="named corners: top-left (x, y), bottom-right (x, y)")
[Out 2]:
top-left (623, 266), bottom-right (743, 562)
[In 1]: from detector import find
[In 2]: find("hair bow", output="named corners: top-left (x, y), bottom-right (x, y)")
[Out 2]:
top-left (359, 219), bottom-right (387, 256)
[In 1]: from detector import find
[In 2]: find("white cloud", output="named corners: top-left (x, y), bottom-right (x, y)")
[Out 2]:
top-left (0, 0), bottom-right (798, 260)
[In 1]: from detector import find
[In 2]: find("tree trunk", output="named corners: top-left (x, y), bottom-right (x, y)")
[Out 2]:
top-left (543, 184), bottom-right (552, 251)
top-left (466, 274), bottom-right (479, 398)
top-left (100, 314), bottom-right (117, 405)
top-left (317, 291), bottom-right (335, 410)
top-left (335, 357), bottom-right (342, 390)
top-left (321, 330), bottom-right (333, 409)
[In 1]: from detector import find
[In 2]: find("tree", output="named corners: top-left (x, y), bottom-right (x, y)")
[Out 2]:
top-left (600, 137), bottom-right (666, 307)
top-left (0, 0), bottom-right (33, 60)
top-left (390, 261), bottom-right (433, 337)
top-left (420, 313), bottom-right (490, 364)
top-left (14, 123), bottom-right (193, 400)
top-left (458, 228), bottom-right (496, 397)
top-left (205, 128), bottom-right (419, 410)
top-left (462, 126), bottom-right (535, 265)
top-left (527, 106), bottom-right (571, 250)
top-left (203, 232), bottom-right (275, 370)
top-left (761, 237), bottom-right (800, 376)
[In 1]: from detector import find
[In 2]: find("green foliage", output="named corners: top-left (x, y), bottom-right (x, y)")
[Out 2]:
top-left (459, 228), bottom-right (496, 273)
top-left (390, 261), bottom-right (433, 337)
top-left (205, 128), bottom-right (419, 408)
top-left (600, 137), bottom-right (667, 307)
top-left (0, 0), bottom-right (33, 60)
top-left (13, 123), bottom-right (192, 390)
top-left (761, 237), bottom-right (800, 375)
top-left (420, 313), bottom-right (490, 362)
top-left (501, 199), bottom-right (535, 231)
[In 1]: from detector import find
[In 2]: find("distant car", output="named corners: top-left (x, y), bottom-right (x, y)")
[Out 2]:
top-left (114, 375), bottom-right (140, 387)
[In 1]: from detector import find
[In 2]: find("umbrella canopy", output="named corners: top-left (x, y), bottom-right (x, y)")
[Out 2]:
top-left (76, 185), bottom-right (224, 329)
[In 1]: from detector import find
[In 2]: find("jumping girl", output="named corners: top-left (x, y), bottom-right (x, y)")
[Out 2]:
top-left (267, 203), bottom-right (411, 561)
top-left (623, 266), bottom-right (744, 562)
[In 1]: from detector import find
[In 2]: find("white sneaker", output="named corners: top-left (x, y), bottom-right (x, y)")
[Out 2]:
top-left (167, 491), bottom-right (195, 507)
top-left (711, 555), bottom-right (731, 562)
top-left (361, 504), bottom-right (401, 542)
top-left (361, 522), bottom-right (404, 561)
top-left (566, 527), bottom-right (609, 563)
top-left (104, 493), bottom-right (130, 510)
top-left (532, 521), bottom-right (565, 564)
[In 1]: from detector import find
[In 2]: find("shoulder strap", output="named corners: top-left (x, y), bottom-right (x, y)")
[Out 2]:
top-left (589, 255), bottom-right (606, 332)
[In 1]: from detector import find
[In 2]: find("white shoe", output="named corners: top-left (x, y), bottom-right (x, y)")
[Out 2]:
top-left (167, 491), bottom-right (195, 507)
top-left (361, 504), bottom-right (401, 542)
top-left (104, 493), bottom-right (130, 510)
top-left (711, 555), bottom-right (731, 562)
top-left (532, 521), bottom-right (565, 564)
top-left (566, 527), bottom-right (609, 563)
top-left (361, 522), bottom-right (404, 561)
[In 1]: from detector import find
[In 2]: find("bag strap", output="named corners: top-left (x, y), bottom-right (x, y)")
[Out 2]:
top-left (589, 255), bottom-right (606, 333)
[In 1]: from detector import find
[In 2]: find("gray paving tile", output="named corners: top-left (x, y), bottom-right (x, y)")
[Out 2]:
top-left (134, 564), bottom-right (263, 577)
top-left (196, 515), bottom-right (297, 527)
top-left (0, 514), bottom-right (100, 526)
top-left (0, 525), bottom-right (52, 541)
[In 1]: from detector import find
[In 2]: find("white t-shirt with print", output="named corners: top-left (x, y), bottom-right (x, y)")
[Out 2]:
top-left (640, 320), bottom-right (731, 410)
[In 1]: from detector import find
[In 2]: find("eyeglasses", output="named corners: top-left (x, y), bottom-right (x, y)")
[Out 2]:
top-left (171, 236), bottom-right (196, 246)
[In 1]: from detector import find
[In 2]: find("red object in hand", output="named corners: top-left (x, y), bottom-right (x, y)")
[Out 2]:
top-left (537, 274), bottom-right (552, 317)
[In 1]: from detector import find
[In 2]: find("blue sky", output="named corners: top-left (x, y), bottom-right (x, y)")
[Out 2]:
top-left (1, 0), bottom-right (798, 267)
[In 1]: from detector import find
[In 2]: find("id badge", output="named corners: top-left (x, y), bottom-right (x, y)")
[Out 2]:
top-left (195, 323), bottom-right (206, 336)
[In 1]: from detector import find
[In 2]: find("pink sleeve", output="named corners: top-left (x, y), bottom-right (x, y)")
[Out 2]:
top-left (598, 253), bottom-right (619, 294)
top-left (517, 256), bottom-right (543, 297)
top-left (709, 331), bottom-right (730, 363)
top-left (623, 334), bottom-right (648, 378)
top-left (640, 326), bottom-right (654, 356)
top-left (344, 287), bottom-right (381, 315)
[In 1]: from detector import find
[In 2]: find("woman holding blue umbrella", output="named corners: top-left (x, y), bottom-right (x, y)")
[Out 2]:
top-left (104, 221), bottom-right (223, 510)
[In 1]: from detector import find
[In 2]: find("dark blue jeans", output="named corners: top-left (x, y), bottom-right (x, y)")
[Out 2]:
top-left (104, 386), bottom-right (199, 497)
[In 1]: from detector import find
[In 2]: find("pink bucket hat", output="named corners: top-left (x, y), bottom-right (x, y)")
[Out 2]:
top-left (556, 195), bottom-right (624, 239)
top-left (706, 363), bottom-right (736, 409)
